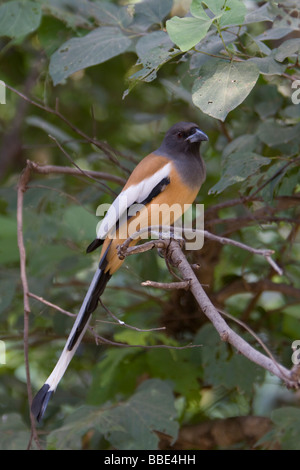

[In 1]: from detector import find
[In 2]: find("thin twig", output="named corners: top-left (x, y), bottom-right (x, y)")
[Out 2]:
top-left (201, 229), bottom-right (282, 275)
top-left (29, 291), bottom-right (202, 351)
top-left (26, 159), bottom-right (125, 186)
top-left (217, 308), bottom-right (289, 380)
top-left (99, 299), bottom-right (166, 332)
top-left (93, 334), bottom-right (202, 350)
top-left (48, 135), bottom-right (119, 197)
top-left (28, 292), bottom-right (76, 318)
top-left (16, 168), bottom-right (42, 450)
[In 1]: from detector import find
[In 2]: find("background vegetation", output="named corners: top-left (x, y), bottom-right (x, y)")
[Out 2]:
top-left (0, 0), bottom-right (300, 450)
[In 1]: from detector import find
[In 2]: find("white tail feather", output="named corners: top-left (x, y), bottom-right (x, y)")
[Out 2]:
top-left (45, 316), bottom-right (91, 391)
top-left (44, 267), bottom-right (102, 391)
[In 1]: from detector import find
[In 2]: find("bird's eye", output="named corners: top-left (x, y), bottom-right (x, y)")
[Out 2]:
top-left (177, 132), bottom-right (184, 139)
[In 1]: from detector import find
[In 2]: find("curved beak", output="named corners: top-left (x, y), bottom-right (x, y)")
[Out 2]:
top-left (186, 128), bottom-right (209, 143)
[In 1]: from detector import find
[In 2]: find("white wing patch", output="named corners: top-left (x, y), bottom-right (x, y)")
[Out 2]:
top-left (96, 162), bottom-right (171, 239)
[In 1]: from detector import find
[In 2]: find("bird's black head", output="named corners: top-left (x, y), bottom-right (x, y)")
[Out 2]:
top-left (160, 122), bottom-right (208, 156)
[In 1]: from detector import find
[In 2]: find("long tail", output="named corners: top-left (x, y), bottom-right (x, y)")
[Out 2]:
top-left (31, 264), bottom-right (111, 422)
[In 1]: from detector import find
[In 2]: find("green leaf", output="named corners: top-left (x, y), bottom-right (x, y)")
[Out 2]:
top-left (195, 325), bottom-right (264, 394)
top-left (256, 27), bottom-right (295, 42)
top-left (256, 161), bottom-right (292, 202)
top-left (248, 55), bottom-right (286, 76)
top-left (190, 0), bottom-right (210, 20)
top-left (84, 1), bottom-right (133, 28)
top-left (136, 31), bottom-right (176, 68)
top-left (49, 27), bottom-right (132, 85)
top-left (147, 349), bottom-right (200, 398)
top-left (191, 28), bottom-right (240, 68)
top-left (251, 36), bottom-right (272, 56)
top-left (88, 348), bottom-right (144, 405)
top-left (243, 3), bottom-right (275, 24)
top-left (272, 5), bottom-right (300, 31)
top-left (166, 16), bottom-right (213, 52)
top-left (222, 134), bottom-right (259, 158)
top-left (254, 85), bottom-right (283, 119)
top-left (125, 31), bottom-right (180, 96)
top-left (209, 150), bottom-right (270, 194)
top-left (202, 0), bottom-right (247, 27)
top-left (271, 407), bottom-right (300, 450)
top-left (133, 0), bottom-right (173, 29)
top-left (48, 379), bottom-right (178, 450)
top-left (41, 0), bottom-right (132, 29)
top-left (192, 59), bottom-right (259, 121)
top-left (257, 121), bottom-right (300, 147)
top-left (275, 38), bottom-right (300, 62)
top-left (46, 405), bottom-right (112, 450)
top-left (107, 379), bottom-right (179, 450)
top-left (0, 414), bottom-right (30, 450)
top-left (0, 1), bottom-right (42, 39)
top-left (41, 0), bottom-right (92, 29)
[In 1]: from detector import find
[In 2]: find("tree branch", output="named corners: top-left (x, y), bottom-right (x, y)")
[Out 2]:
top-left (141, 280), bottom-right (191, 290)
top-left (26, 159), bottom-right (125, 186)
top-left (118, 225), bottom-right (283, 275)
top-left (28, 292), bottom-right (76, 318)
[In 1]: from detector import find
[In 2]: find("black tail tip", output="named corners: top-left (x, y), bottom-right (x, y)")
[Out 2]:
top-left (31, 384), bottom-right (53, 422)
top-left (86, 238), bottom-right (104, 253)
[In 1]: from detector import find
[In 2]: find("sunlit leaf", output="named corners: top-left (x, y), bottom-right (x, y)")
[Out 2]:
top-left (202, 0), bottom-right (247, 26)
top-left (166, 15), bottom-right (213, 52)
top-left (192, 59), bottom-right (259, 120)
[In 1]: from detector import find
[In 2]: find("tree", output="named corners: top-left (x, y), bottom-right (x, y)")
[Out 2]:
top-left (0, 0), bottom-right (300, 450)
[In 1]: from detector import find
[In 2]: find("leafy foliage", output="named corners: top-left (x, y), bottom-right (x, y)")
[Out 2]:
top-left (0, 0), bottom-right (300, 451)
top-left (0, 1), bottom-right (42, 39)
top-left (47, 379), bottom-right (178, 450)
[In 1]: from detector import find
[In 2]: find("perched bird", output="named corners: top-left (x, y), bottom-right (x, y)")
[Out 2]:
top-left (31, 121), bottom-right (208, 422)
